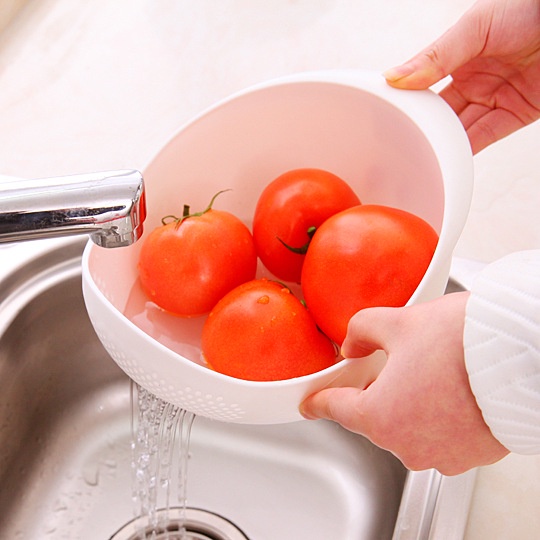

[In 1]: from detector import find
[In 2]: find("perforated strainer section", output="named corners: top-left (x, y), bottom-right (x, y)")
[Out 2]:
top-left (92, 322), bottom-right (247, 421)
top-left (109, 508), bottom-right (249, 540)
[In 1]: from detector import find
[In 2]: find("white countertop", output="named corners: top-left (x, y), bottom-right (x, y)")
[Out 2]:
top-left (1, 1), bottom-right (539, 538)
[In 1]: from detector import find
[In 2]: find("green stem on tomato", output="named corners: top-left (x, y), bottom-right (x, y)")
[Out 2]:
top-left (161, 189), bottom-right (232, 227)
top-left (277, 225), bottom-right (317, 255)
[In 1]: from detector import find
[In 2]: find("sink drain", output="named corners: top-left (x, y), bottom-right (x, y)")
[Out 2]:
top-left (109, 507), bottom-right (249, 540)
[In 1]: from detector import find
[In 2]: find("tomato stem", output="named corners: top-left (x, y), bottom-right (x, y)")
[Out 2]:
top-left (277, 226), bottom-right (317, 255)
top-left (161, 189), bottom-right (232, 227)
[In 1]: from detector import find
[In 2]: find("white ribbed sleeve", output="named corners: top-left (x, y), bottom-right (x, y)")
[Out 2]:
top-left (464, 250), bottom-right (540, 455)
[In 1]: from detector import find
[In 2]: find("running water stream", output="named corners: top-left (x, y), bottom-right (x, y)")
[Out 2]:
top-left (131, 382), bottom-right (196, 539)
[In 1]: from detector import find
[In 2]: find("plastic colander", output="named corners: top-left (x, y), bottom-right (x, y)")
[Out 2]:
top-left (81, 69), bottom-right (473, 424)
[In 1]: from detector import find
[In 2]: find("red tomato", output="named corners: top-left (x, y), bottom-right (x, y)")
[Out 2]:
top-left (301, 205), bottom-right (439, 345)
top-left (201, 279), bottom-right (337, 381)
top-left (252, 168), bottom-right (360, 283)
top-left (138, 195), bottom-right (257, 317)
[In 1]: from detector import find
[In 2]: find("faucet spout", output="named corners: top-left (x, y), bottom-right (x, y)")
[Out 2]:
top-left (0, 169), bottom-right (146, 248)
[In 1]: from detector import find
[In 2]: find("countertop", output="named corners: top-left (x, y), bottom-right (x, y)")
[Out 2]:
top-left (1, 1), bottom-right (539, 538)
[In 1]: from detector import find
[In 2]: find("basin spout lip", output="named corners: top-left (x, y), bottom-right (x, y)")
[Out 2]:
top-left (0, 169), bottom-right (146, 248)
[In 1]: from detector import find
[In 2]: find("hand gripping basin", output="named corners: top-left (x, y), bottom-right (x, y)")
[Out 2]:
top-left (0, 238), bottom-right (476, 539)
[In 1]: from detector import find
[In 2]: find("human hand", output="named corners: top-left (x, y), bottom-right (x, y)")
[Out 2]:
top-left (383, 0), bottom-right (540, 154)
top-left (300, 292), bottom-right (509, 476)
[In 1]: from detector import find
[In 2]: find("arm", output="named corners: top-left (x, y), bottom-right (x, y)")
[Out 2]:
top-left (300, 0), bottom-right (540, 475)
top-left (464, 250), bottom-right (540, 455)
top-left (301, 291), bottom-right (510, 476)
top-left (301, 252), bottom-right (540, 474)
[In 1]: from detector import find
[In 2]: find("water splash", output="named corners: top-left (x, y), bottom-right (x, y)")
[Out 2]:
top-left (130, 381), bottom-right (196, 539)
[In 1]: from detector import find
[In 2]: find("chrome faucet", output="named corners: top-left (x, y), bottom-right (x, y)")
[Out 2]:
top-left (0, 169), bottom-right (146, 248)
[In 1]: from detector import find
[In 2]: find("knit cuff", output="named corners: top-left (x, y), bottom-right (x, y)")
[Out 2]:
top-left (463, 250), bottom-right (540, 455)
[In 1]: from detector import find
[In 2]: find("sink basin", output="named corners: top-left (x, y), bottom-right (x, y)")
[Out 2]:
top-left (0, 238), bottom-right (476, 540)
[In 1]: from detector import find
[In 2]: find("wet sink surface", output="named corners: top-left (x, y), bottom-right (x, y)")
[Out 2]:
top-left (0, 239), bottom-right (474, 540)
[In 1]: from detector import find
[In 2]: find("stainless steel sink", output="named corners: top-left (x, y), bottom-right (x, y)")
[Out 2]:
top-left (0, 237), bottom-right (476, 539)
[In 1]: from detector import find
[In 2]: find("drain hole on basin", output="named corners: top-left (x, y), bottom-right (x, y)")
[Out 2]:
top-left (109, 507), bottom-right (249, 540)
